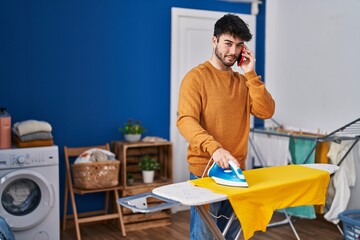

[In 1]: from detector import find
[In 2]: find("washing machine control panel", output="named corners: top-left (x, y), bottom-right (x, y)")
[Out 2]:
top-left (0, 146), bottom-right (58, 169)
top-left (15, 154), bottom-right (27, 164)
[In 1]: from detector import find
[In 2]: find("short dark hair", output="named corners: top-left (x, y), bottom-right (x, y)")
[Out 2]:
top-left (213, 14), bottom-right (252, 42)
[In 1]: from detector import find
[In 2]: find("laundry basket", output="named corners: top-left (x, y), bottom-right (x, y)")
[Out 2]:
top-left (71, 160), bottom-right (120, 189)
top-left (339, 209), bottom-right (360, 240)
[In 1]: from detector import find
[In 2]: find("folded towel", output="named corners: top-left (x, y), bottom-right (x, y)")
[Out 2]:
top-left (12, 131), bottom-right (53, 142)
top-left (13, 120), bottom-right (52, 136)
top-left (142, 136), bottom-right (167, 143)
top-left (13, 135), bottom-right (54, 148)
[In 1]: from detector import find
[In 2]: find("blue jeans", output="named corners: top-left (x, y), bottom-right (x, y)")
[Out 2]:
top-left (0, 216), bottom-right (15, 240)
top-left (190, 173), bottom-right (240, 240)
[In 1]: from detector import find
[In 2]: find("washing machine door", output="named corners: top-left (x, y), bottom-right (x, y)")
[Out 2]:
top-left (0, 169), bottom-right (54, 231)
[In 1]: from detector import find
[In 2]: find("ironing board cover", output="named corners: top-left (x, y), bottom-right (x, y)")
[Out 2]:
top-left (190, 165), bottom-right (330, 240)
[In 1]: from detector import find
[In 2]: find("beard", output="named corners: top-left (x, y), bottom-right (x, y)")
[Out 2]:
top-left (214, 46), bottom-right (237, 68)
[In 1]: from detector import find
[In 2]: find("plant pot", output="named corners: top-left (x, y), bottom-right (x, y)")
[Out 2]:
top-left (142, 170), bottom-right (155, 183)
top-left (124, 134), bottom-right (141, 142)
top-left (127, 178), bottom-right (134, 186)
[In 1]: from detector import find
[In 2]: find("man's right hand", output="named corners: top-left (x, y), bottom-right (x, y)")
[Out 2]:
top-left (212, 148), bottom-right (238, 169)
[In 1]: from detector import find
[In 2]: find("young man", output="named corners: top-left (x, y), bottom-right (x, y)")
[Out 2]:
top-left (176, 14), bottom-right (275, 239)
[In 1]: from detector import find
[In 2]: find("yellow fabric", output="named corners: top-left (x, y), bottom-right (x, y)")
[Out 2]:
top-left (315, 142), bottom-right (330, 164)
top-left (177, 61), bottom-right (275, 177)
top-left (13, 134), bottom-right (54, 148)
top-left (314, 142), bottom-right (330, 214)
top-left (189, 165), bottom-right (330, 240)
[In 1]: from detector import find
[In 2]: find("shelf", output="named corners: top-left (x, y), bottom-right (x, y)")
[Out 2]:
top-left (112, 141), bottom-right (173, 231)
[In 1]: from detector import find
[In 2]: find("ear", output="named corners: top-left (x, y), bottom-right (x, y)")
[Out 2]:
top-left (212, 36), bottom-right (217, 48)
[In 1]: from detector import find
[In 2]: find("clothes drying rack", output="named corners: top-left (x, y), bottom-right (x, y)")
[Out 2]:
top-left (302, 117), bottom-right (360, 165)
top-left (249, 117), bottom-right (360, 167)
top-left (248, 117), bottom-right (360, 237)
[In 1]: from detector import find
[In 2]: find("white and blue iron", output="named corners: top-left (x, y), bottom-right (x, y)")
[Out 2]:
top-left (207, 160), bottom-right (248, 187)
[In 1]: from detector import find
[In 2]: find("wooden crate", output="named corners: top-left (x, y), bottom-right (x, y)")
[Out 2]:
top-left (112, 141), bottom-right (173, 230)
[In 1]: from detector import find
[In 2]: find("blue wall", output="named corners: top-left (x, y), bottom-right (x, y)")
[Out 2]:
top-left (0, 0), bottom-right (266, 216)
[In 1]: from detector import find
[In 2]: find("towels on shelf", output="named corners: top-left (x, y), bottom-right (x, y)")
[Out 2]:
top-left (12, 120), bottom-right (54, 148)
top-left (12, 120), bottom-right (52, 136)
top-left (13, 131), bottom-right (53, 142)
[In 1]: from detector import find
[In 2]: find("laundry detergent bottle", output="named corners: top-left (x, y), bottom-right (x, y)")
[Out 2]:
top-left (0, 108), bottom-right (11, 149)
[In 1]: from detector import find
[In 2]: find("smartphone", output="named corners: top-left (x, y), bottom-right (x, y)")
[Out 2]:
top-left (237, 47), bottom-right (245, 67)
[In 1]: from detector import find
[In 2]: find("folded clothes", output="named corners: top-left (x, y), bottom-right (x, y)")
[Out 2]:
top-left (13, 120), bottom-right (52, 136)
top-left (13, 135), bottom-right (54, 148)
top-left (12, 131), bottom-right (53, 142)
top-left (142, 136), bottom-right (167, 143)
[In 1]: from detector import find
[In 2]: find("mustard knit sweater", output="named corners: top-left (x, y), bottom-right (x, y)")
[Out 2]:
top-left (177, 61), bottom-right (275, 177)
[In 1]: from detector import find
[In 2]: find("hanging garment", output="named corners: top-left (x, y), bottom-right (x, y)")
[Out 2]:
top-left (289, 137), bottom-right (316, 164)
top-left (314, 141), bottom-right (330, 214)
top-left (324, 140), bottom-right (357, 224)
top-left (315, 142), bottom-right (330, 164)
top-left (285, 137), bottom-right (317, 219)
top-left (251, 132), bottom-right (291, 167)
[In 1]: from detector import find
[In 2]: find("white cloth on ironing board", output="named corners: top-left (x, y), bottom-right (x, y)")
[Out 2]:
top-left (324, 140), bottom-right (357, 224)
top-left (252, 133), bottom-right (291, 167)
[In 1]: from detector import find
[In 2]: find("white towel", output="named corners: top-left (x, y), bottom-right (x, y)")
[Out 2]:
top-left (13, 120), bottom-right (52, 136)
top-left (251, 133), bottom-right (292, 167)
top-left (324, 141), bottom-right (357, 224)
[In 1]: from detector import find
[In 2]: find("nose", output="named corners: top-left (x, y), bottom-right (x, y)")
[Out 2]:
top-left (229, 45), bottom-right (237, 54)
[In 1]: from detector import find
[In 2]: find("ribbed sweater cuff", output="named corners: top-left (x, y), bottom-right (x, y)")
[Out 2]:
top-left (206, 141), bottom-right (222, 156)
top-left (244, 70), bottom-right (257, 81)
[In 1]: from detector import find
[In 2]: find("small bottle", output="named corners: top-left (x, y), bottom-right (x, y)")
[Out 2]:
top-left (0, 107), bottom-right (11, 149)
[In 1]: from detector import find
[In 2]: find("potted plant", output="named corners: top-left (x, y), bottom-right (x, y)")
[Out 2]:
top-left (118, 119), bottom-right (146, 142)
top-left (127, 173), bottom-right (134, 185)
top-left (139, 155), bottom-right (159, 183)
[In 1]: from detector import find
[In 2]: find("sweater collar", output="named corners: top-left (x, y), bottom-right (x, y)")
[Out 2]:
top-left (206, 61), bottom-right (234, 84)
top-left (206, 60), bottom-right (233, 75)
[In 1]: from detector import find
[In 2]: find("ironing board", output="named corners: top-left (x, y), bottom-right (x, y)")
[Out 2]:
top-left (118, 164), bottom-right (338, 240)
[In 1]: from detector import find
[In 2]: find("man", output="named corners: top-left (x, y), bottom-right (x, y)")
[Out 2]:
top-left (176, 13), bottom-right (275, 239)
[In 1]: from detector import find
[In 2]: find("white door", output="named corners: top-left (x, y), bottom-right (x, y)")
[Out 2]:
top-left (170, 8), bottom-right (256, 183)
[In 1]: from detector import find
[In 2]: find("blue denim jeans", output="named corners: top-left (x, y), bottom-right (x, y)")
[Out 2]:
top-left (190, 173), bottom-right (240, 240)
top-left (0, 216), bottom-right (15, 240)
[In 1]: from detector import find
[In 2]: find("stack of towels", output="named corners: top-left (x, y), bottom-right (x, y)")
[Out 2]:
top-left (12, 120), bottom-right (54, 148)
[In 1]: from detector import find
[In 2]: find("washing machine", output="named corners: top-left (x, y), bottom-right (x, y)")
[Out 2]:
top-left (0, 146), bottom-right (59, 240)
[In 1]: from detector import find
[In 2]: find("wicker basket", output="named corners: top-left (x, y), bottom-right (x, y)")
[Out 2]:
top-left (71, 160), bottom-right (120, 189)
